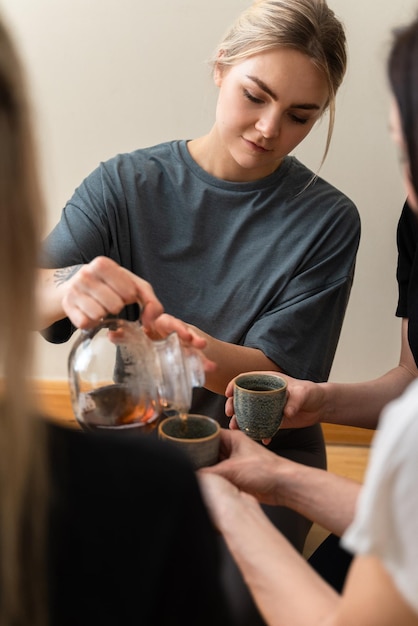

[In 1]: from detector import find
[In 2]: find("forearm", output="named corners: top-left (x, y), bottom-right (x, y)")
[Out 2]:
top-left (274, 460), bottom-right (361, 536)
top-left (219, 494), bottom-right (339, 626)
top-left (319, 366), bottom-right (415, 430)
top-left (36, 267), bottom-right (76, 330)
top-left (208, 431), bottom-right (362, 536)
top-left (189, 326), bottom-right (279, 395)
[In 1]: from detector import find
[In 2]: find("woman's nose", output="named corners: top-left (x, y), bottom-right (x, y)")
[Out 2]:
top-left (255, 111), bottom-right (280, 139)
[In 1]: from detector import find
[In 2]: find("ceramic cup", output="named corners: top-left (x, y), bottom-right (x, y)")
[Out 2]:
top-left (233, 373), bottom-right (287, 440)
top-left (158, 414), bottom-right (221, 469)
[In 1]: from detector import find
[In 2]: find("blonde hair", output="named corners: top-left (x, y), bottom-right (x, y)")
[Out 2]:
top-left (0, 15), bottom-right (46, 626)
top-left (211, 0), bottom-right (347, 164)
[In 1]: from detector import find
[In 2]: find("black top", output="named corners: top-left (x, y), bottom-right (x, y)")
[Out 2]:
top-left (396, 201), bottom-right (418, 365)
top-left (46, 422), bottom-right (233, 625)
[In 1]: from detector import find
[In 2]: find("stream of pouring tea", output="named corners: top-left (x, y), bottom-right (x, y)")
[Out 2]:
top-left (178, 410), bottom-right (189, 435)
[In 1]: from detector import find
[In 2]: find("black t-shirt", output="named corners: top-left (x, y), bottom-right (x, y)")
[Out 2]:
top-left (396, 201), bottom-right (418, 366)
top-left (46, 422), bottom-right (233, 625)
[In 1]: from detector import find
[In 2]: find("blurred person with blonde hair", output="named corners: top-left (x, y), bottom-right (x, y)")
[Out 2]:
top-left (0, 13), bottom-right (234, 625)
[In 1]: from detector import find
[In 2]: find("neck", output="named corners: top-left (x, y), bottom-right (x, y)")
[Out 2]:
top-left (187, 130), bottom-right (283, 182)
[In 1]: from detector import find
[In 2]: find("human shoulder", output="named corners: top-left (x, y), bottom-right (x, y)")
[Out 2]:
top-left (98, 140), bottom-right (185, 173)
top-left (286, 157), bottom-right (359, 223)
top-left (46, 420), bottom-right (198, 501)
top-left (79, 140), bottom-right (187, 193)
top-left (45, 422), bottom-right (229, 625)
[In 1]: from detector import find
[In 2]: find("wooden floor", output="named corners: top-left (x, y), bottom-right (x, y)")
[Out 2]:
top-left (327, 444), bottom-right (370, 484)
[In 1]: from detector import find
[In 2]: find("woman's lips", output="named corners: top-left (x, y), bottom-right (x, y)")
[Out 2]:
top-left (242, 137), bottom-right (270, 153)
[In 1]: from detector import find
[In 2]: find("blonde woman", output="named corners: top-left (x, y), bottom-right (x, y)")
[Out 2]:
top-left (38, 0), bottom-right (359, 587)
top-left (0, 13), bottom-right (233, 626)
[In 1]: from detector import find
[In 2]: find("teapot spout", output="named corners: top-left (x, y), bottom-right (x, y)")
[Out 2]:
top-left (152, 332), bottom-right (206, 415)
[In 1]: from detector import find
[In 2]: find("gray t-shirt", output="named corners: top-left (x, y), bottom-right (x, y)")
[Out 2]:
top-left (42, 140), bottom-right (360, 427)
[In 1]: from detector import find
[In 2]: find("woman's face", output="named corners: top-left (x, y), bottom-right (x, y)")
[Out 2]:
top-left (390, 97), bottom-right (418, 212)
top-left (213, 47), bottom-right (329, 181)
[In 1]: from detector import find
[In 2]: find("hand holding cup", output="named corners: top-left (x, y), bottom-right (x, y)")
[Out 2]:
top-left (233, 373), bottom-right (287, 440)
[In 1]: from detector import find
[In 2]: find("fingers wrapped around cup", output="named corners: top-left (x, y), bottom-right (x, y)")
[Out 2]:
top-left (233, 373), bottom-right (287, 440)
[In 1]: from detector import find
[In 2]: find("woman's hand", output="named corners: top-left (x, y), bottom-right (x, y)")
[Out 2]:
top-left (59, 256), bottom-right (164, 330)
top-left (62, 258), bottom-right (217, 372)
top-left (199, 428), bottom-right (294, 507)
top-left (147, 313), bottom-right (217, 374)
top-left (225, 371), bottom-right (327, 433)
top-left (198, 471), bottom-right (260, 533)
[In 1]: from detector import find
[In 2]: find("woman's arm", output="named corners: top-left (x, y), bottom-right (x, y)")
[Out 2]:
top-left (36, 259), bottom-right (214, 357)
top-left (37, 257), bottom-right (164, 330)
top-left (225, 319), bottom-right (417, 430)
top-left (199, 473), bottom-right (418, 626)
top-left (333, 555), bottom-right (418, 626)
top-left (188, 325), bottom-right (281, 395)
top-left (306, 319), bottom-right (416, 429)
top-left (202, 429), bottom-right (360, 536)
top-left (199, 472), bottom-right (340, 626)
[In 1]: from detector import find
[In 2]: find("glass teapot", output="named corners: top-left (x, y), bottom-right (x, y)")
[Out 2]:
top-left (68, 318), bottom-right (205, 432)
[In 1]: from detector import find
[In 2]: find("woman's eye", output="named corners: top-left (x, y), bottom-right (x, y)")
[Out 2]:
top-left (290, 113), bottom-right (309, 125)
top-left (243, 89), bottom-right (264, 104)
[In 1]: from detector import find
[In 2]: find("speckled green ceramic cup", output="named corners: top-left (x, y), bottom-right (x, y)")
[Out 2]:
top-left (234, 373), bottom-right (287, 440)
top-left (158, 414), bottom-right (221, 469)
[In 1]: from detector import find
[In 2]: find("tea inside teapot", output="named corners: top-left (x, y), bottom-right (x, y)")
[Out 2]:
top-left (78, 383), bottom-right (158, 430)
top-left (68, 318), bottom-right (205, 432)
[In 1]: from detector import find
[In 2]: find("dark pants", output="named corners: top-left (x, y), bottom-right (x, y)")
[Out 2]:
top-left (308, 533), bottom-right (353, 592)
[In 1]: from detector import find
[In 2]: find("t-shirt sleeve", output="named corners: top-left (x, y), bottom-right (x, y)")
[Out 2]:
top-left (40, 162), bottom-right (126, 343)
top-left (41, 164), bottom-right (117, 268)
top-left (341, 380), bottom-right (418, 615)
top-left (244, 199), bottom-right (360, 382)
top-left (245, 274), bottom-right (354, 382)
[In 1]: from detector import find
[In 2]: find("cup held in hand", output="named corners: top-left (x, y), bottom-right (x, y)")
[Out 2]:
top-left (158, 414), bottom-right (221, 469)
top-left (233, 373), bottom-right (287, 440)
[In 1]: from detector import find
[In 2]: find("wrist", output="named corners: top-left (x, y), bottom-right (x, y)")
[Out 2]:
top-left (316, 381), bottom-right (336, 424)
top-left (271, 456), bottom-right (303, 508)
top-left (219, 491), bottom-right (267, 539)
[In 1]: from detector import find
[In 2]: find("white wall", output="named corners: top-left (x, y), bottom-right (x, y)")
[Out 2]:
top-left (0, 0), bottom-right (417, 382)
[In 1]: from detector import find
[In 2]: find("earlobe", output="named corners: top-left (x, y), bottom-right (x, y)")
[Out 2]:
top-left (213, 61), bottom-right (224, 87)
top-left (213, 49), bottom-right (226, 87)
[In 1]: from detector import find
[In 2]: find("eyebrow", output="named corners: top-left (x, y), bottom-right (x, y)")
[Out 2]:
top-left (246, 75), bottom-right (322, 110)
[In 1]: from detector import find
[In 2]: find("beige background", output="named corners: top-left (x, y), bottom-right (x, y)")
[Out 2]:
top-left (1, 0), bottom-right (417, 383)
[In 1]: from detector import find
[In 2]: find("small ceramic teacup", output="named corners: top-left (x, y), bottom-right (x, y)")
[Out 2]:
top-left (158, 414), bottom-right (221, 469)
top-left (233, 373), bottom-right (287, 440)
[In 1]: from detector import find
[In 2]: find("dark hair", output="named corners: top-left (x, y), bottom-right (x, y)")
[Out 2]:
top-left (388, 17), bottom-right (418, 195)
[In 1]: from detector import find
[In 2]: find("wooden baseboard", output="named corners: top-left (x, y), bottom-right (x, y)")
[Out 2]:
top-left (321, 423), bottom-right (374, 446)
top-left (32, 379), bottom-right (77, 427)
top-left (32, 379), bottom-right (374, 445)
